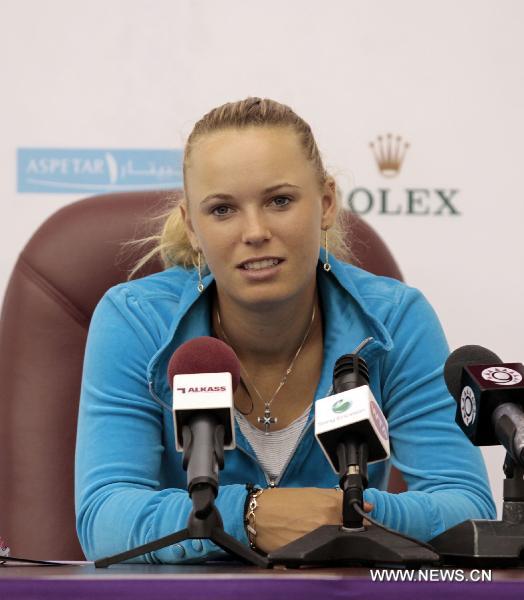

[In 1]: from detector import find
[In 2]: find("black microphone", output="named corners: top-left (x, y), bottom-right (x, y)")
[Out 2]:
top-left (430, 345), bottom-right (524, 565)
top-left (444, 345), bottom-right (524, 465)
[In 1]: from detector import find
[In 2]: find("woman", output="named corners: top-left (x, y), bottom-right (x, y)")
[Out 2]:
top-left (75, 97), bottom-right (495, 562)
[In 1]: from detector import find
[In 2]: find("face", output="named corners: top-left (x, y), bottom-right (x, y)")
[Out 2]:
top-left (181, 126), bottom-right (337, 310)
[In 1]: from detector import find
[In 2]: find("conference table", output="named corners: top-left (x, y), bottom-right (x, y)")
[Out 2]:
top-left (2, 561), bottom-right (524, 599)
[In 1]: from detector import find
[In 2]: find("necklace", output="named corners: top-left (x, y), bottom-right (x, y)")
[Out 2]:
top-left (215, 303), bottom-right (316, 434)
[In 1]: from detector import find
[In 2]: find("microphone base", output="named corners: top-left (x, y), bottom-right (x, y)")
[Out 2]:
top-left (95, 526), bottom-right (269, 569)
top-left (94, 486), bottom-right (269, 569)
top-left (430, 518), bottom-right (524, 567)
top-left (268, 525), bottom-right (439, 568)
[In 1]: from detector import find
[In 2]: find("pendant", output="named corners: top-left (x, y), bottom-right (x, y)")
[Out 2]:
top-left (258, 407), bottom-right (277, 435)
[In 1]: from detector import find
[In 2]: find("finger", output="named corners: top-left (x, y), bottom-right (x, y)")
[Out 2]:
top-left (363, 502), bottom-right (374, 513)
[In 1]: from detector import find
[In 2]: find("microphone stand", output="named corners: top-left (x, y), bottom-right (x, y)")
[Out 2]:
top-left (430, 453), bottom-right (524, 566)
top-left (269, 439), bottom-right (439, 567)
top-left (95, 417), bottom-right (269, 568)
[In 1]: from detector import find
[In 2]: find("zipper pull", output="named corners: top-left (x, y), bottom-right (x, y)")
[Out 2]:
top-left (352, 337), bottom-right (374, 356)
top-left (148, 380), bottom-right (172, 412)
top-left (268, 479), bottom-right (276, 488)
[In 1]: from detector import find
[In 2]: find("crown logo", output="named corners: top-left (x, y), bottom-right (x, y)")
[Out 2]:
top-left (369, 134), bottom-right (409, 178)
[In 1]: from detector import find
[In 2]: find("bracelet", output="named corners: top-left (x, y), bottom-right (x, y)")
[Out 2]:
top-left (244, 487), bottom-right (264, 549)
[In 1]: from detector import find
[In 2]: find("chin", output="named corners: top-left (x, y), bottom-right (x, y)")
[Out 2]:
top-left (223, 284), bottom-right (286, 307)
top-left (242, 283), bottom-right (311, 310)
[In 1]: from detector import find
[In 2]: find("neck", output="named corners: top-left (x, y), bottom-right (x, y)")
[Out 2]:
top-left (212, 286), bottom-right (321, 368)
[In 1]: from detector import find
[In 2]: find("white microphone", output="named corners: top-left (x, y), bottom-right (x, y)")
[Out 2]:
top-left (315, 385), bottom-right (390, 474)
top-left (315, 351), bottom-right (389, 476)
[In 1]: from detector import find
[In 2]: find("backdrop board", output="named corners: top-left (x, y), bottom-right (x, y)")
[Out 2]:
top-left (1, 0), bottom-right (523, 514)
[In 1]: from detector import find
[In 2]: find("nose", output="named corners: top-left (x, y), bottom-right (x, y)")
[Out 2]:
top-left (240, 210), bottom-right (272, 244)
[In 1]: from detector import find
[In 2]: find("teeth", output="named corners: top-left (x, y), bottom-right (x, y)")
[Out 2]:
top-left (243, 258), bottom-right (280, 270)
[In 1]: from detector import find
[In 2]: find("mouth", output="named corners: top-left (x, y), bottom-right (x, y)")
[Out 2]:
top-left (237, 257), bottom-right (285, 271)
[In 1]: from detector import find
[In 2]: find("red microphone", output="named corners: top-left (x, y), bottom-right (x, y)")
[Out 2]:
top-left (168, 337), bottom-right (241, 494)
top-left (167, 336), bottom-right (241, 391)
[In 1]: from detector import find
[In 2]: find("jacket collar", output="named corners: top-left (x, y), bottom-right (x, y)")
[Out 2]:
top-left (319, 252), bottom-right (394, 356)
top-left (147, 252), bottom-right (394, 402)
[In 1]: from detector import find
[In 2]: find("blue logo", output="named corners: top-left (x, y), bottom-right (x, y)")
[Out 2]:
top-left (17, 148), bottom-right (183, 193)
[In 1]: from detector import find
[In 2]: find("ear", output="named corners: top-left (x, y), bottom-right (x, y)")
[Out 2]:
top-left (179, 199), bottom-right (200, 251)
top-left (320, 176), bottom-right (338, 230)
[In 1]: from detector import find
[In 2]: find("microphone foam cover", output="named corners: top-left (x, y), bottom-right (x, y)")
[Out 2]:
top-left (167, 336), bottom-right (241, 391)
top-left (444, 344), bottom-right (502, 401)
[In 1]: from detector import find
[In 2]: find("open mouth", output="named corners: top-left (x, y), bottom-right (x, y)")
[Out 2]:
top-left (239, 258), bottom-right (284, 271)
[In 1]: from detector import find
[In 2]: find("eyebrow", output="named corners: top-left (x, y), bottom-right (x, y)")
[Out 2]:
top-left (200, 183), bottom-right (301, 205)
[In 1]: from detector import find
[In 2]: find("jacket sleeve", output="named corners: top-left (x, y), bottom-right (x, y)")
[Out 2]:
top-left (362, 286), bottom-right (496, 541)
top-left (75, 287), bottom-right (249, 563)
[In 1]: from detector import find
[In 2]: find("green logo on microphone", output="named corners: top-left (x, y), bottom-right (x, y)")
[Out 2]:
top-left (332, 398), bottom-right (351, 414)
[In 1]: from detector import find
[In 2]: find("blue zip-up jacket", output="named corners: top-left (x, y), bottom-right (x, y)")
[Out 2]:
top-left (75, 254), bottom-right (496, 563)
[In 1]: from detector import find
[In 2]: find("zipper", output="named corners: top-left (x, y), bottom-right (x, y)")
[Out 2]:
top-left (271, 385), bottom-right (335, 487)
top-left (273, 416), bottom-right (315, 487)
top-left (235, 443), bottom-right (273, 487)
top-left (234, 406), bottom-right (317, 489)
top-left (235, 381), bottom-right (334, 488)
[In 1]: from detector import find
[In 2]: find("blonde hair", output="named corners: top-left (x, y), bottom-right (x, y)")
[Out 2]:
top-left (128, 97), bottom-right (352, 279)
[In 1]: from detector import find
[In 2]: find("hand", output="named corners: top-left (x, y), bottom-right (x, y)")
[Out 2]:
top-left (252, 487), bottom-right (373, 554)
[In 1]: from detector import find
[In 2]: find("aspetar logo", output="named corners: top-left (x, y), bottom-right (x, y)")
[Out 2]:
top-left (17, 148), bottom-right (183, 194)
top-left (176, 386), bottom-right (227, 394)
top-left (346, 133), bottom-right (461, 216)
top-left (332, 397), bottom-right (352, 414)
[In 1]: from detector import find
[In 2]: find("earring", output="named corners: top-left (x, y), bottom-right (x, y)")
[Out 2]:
top-left (323, 229), bottom-right (331, 272)
top-left (197, 251), bottom-right (205, 293)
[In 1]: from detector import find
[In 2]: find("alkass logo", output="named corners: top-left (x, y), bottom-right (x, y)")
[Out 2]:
top-left (346, 133), bottom-right (461, 216)
top-left (176, 386), bottom-right (227, 394)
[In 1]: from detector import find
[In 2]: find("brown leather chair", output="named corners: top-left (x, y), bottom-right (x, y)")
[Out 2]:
top-left (0, 191), bottom-right (405, 560)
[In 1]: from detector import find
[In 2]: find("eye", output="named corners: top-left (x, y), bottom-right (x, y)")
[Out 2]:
top-left (211, 205), bottom-right (233, 217)
top-left (271, 196), bottom-right (292, 207)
